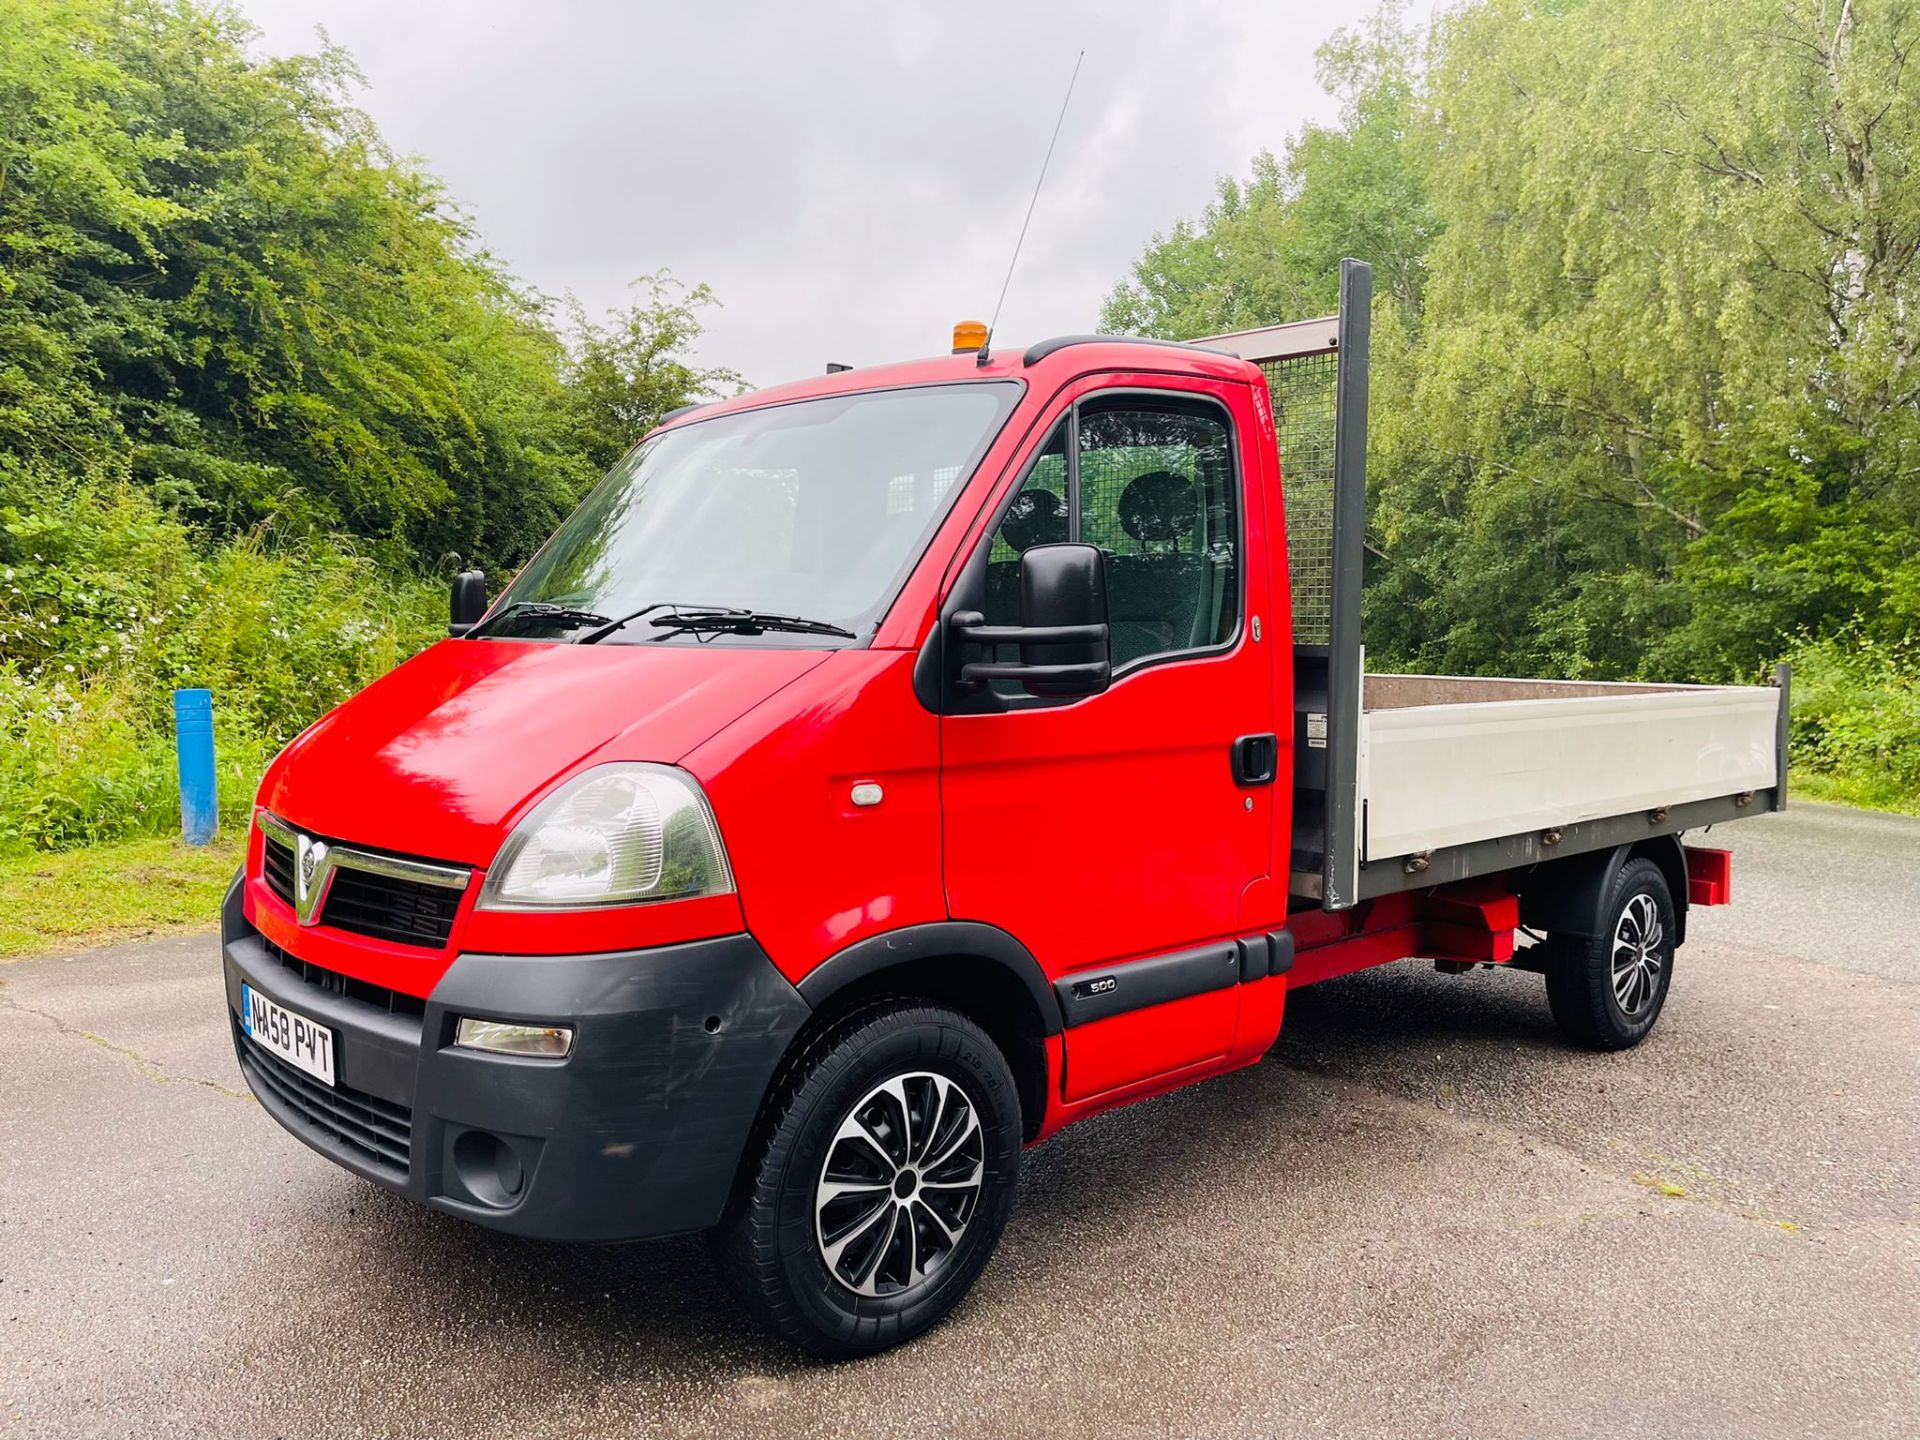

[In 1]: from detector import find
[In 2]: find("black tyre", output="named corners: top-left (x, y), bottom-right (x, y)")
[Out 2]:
top-left (1544, 856), bottom-right (1677, 1050)
top-left (714, 1000), bottom-right (1022, 1358)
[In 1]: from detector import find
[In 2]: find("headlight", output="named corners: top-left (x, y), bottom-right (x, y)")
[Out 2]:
top-left (478, 763), bottom-right (733, 909)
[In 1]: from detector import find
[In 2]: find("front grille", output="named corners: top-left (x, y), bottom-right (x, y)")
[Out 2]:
top-left (321, 867), bottom-right (462, 948)
top-left (263, 834), bottom-right (296, 904)
top-left (237, 1024), bottom-right (413, 1178)
top-left (258, 829), bottom-right (462, 949)
top-left (262, 938), bottom-right (426, 1020)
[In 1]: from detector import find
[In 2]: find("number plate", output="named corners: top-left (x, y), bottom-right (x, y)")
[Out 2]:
top-left (240, 982), bottom-right (335, 1087)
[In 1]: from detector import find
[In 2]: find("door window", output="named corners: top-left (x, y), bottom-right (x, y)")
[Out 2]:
top-left (1079, 403), bottom-right (1238, 668)
top-left (982, 398), bottom-right (1239, 672)
top-left (983, 423), bottom-right (1069, 633)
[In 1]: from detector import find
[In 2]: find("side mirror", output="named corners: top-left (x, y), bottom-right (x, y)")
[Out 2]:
top-left (954, 542), bottom-right (1111, 698)
top-left (449, 569), bottom-right (487, 637)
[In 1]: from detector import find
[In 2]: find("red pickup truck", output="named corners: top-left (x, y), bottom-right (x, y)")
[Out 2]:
top-left (222, 261), bottom-right (1784, 1356)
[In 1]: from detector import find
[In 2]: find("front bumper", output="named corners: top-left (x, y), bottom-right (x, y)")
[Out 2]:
top-left (220, 878), bottom-right (810, 1242)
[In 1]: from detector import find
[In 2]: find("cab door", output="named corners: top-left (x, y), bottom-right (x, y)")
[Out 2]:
top-left (939, 375), bottom-right (1276, 1102)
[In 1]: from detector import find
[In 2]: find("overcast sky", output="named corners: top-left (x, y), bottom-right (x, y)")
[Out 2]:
top-left (239, 1), bottom-right (1433, 389)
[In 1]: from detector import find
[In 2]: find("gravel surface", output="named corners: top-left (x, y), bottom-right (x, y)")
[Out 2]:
top-left (2, 802), bottom-right (1915, 1438)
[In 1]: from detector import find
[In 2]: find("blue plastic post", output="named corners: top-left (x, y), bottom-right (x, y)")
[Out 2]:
top-left (174, 688), bottom-right (218, 845)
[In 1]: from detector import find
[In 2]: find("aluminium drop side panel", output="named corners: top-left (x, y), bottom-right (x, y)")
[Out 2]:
top-left (1358, 684), bottom-right (1781, 862)
top-left (1352, 790), bottom-right (1765, 902)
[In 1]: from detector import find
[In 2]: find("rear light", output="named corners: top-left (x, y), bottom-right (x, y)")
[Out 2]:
top-left (454, 1018), bottom-right (574, 1058)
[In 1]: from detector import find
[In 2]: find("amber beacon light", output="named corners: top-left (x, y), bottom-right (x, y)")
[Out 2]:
top-left (951, 320), bottom-right (989, 354)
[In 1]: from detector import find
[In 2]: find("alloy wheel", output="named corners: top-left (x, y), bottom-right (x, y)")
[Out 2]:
top-left (813, 1072), bottom-right (985, 1297)
top-left (1611, 891), bottom-right (1665, 1016)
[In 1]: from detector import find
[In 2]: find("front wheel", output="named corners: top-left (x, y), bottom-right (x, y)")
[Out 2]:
top-left (714, 1001), bottom-right (1023, 1358)
top-left (1544, 856), bottom-right (1678, 1050)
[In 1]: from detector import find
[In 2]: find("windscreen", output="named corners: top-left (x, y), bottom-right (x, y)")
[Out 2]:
top-left (484, 381), bottom-right (1021, 644)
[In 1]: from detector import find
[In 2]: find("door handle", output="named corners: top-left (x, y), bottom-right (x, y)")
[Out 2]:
top-left (1230, 733), bottom-right (1278, 786)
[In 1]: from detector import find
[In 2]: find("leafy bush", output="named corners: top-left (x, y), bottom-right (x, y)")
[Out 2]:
top-left (0, 672), bottom-right (174, 851)
top-left (0, 483), bottom-right (439, 853)
top-left (1786, 633), bottom-right (1920, 810)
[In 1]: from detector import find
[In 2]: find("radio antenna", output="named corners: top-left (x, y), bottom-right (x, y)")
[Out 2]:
top-left (983, 49), bottom-right (1085, 360)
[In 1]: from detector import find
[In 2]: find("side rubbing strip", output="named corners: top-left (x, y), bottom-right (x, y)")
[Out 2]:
top-left (1269, 929), bottom-right (1295, 976)
top-left (1237, 936), bottom-right (1268, 983)
top-left (1054, 943), bottom-right (1241, 1028)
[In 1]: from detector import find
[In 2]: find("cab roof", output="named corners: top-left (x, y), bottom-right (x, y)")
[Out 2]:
top-left (652, 335), bottom-right (1264, 434)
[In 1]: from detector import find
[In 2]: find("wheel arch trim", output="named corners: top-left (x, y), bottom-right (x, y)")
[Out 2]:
top-left (796, 922), bottom-right (1063, 1036)
top-left (1519, 835), bottom-right (1689, 944)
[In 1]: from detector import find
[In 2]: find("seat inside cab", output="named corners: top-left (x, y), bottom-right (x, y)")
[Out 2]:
top-left (985, 401), bottom-right (1237, 672)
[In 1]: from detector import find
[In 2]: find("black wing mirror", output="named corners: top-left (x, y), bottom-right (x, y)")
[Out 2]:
top-left (953, 542), bottom-right (1111, 698)
top-left (449, 568), bottom-right (487, 636)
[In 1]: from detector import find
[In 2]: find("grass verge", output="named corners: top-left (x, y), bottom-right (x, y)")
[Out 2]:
top-left (0, 835), bottom-right (240, 962)
top-left (1789, 770), bottom-right (1920, 817)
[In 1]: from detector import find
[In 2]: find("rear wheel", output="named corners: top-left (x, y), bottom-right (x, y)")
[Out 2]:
top-left (714, 1000), bottom-right (1022, 1358)
top-left (1544, 857), bottom-right (1677, 1050)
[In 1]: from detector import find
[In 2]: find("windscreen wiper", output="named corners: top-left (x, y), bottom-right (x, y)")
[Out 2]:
top-left (648, 609), bottom-right (857, 641)
top-left (472, 600), bottom-right (613, 636)
top-left (573, 601), bottom-right (744, 645)
top-left (574, 603), bottom-right (858, 644)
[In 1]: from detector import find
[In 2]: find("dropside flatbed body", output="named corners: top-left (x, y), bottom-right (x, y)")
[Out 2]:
top-left (1201, 272), bottom-right (1785, 914)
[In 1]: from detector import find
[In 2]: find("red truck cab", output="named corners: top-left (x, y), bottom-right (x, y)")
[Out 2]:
top-left (222, 263), bottom-right (1773, 1356)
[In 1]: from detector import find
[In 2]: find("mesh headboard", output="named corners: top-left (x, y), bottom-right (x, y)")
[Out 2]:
top-left (1190, 314), bottom-right (1345, 648)
top-left (1262, 349), bottom-right (1338, 646)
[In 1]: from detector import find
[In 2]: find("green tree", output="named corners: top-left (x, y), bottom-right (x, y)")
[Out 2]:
top-left (1, 0), bottom-right (736, 578)
top-left (565, 274), bottom-right (742, 473)
top-left (0, 0), bottom-right (740, 851)
top-left (1105, 0), bottom-right (1920, 688)
top-left (1100, 2), bottom-right (1434, 338)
